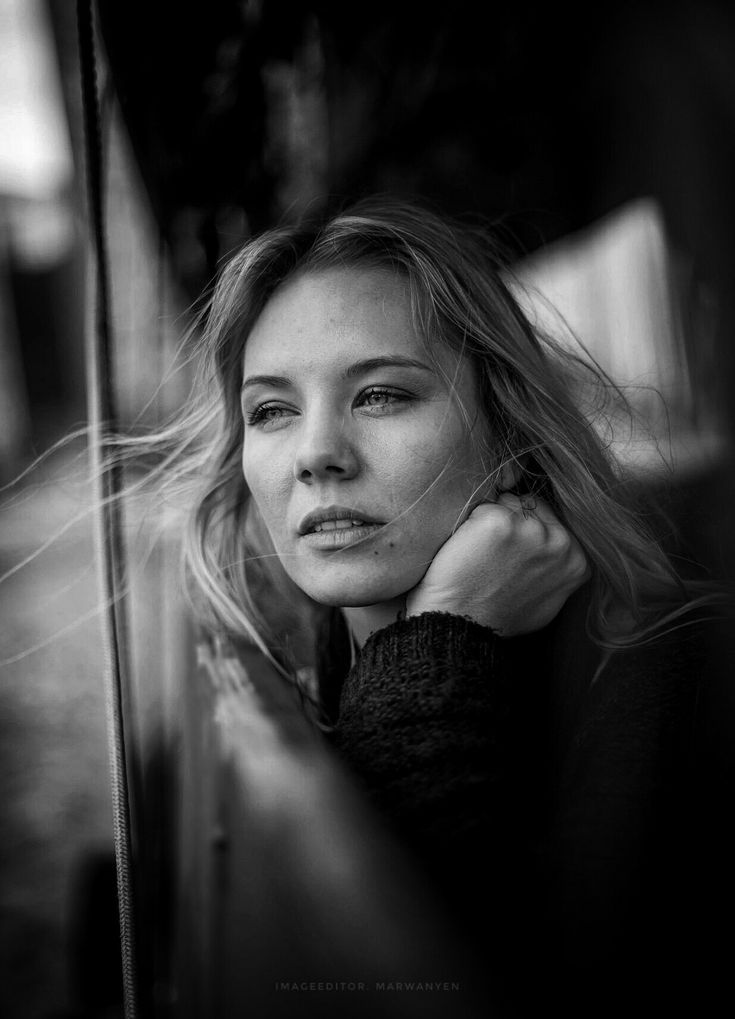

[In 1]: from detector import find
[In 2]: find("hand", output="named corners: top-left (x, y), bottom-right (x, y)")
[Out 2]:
top-left (405, 493), bottom-right (591, 636)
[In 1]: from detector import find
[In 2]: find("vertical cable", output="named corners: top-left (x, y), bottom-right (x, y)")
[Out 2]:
top-left (76, 2), bottom-right (139, 1016)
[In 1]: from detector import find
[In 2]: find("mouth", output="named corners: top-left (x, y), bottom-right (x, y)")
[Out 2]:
top-left (298, 506), bottom-right (385, 549)
top-left (310, 517), bottom-right (367, 532)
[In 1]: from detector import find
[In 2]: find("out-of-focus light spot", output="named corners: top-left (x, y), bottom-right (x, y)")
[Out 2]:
top-left (6, 195), bottom-right (75, 269)
top-left (514, 199), bottom-right (686, 403)
top-left (0, 0), bottom-right (74, 199)
top-left (511, 199), bottom-right (721, 472)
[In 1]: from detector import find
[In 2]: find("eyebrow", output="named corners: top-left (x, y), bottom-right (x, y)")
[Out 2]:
top-left (240, 355), bottom-right (435, 393)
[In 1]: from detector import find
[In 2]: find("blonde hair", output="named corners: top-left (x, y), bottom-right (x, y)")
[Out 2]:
top-left (120, 196), bottom-right (708, 687)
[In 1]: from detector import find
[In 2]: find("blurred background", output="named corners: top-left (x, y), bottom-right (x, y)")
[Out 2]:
top-left (2, 0), bottom-right (735, 1015)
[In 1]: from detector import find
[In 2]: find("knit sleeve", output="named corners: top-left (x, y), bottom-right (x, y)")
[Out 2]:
top-left (330, 611), bottom-right (515, 874)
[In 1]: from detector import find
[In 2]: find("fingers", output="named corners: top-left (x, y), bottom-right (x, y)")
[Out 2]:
top-left (495, 493), bottom-right (546, 533)
top-left (469, 494), bottom-right (549, 535)
top-left (495, 492), bottom-right (591, 585)
top-left (496, 491), bottom-right (553, 524)
top-left (496, 493), bottom-right (574, 544)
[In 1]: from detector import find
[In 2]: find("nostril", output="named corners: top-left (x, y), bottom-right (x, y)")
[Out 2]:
top-left (298, 463), bottom-right (345, 481)
top-left (294, 449), bottom-right (358, 482)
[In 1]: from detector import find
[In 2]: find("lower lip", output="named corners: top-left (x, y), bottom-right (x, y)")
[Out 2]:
top-left (300, 524), bottom-right (384, 550)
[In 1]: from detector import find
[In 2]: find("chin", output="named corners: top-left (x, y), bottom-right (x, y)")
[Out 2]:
top-left (293, 565), bottom-right (419, 608)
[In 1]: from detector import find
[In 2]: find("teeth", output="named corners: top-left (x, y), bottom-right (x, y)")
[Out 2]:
top-left (313, 518), bottom-right (365, 532)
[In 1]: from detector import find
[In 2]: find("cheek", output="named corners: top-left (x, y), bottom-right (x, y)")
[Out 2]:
top-left (380, 427), bottom-right (487, 516)
top-left (241, 447), bottom-right (289, 532)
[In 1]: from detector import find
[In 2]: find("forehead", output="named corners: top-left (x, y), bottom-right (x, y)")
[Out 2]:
top-left (243, 267), bottom-right (437, 372)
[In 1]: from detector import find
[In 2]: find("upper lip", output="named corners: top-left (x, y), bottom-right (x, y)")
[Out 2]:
top-left (298, 506), bottom-right (384, 535)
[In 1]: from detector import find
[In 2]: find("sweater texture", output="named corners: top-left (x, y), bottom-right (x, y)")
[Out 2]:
top-left (327, 597), bottom-right (732, 1018)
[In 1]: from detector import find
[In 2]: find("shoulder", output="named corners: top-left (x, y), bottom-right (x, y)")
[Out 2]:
top-left (558, 622), bottom-right (713, 788)
top-left (591, 615), bottom-right (710, 710)
top-left (535, 588), bottom-right (718, 770)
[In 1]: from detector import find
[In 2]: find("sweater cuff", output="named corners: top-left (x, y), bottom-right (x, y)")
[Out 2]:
top-left (353, 611), bottom-right (498, 689)
top-left (334, 610), bottom-right (505, 770)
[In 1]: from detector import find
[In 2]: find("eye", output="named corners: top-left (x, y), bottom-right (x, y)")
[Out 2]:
top-left (244, 402), bottom-right (296, 430)
top-left (355, 386), bottom-right (412, 412)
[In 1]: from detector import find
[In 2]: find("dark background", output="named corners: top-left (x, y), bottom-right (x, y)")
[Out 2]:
top-left (95, 1), bottom-right (735, 305)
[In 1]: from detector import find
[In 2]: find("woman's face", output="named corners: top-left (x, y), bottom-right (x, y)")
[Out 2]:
top-left (240, 267), bottom-right (493, 607)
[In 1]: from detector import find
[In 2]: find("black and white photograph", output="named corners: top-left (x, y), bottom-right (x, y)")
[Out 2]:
top-left (2, 2), bottom-right (734, 1017)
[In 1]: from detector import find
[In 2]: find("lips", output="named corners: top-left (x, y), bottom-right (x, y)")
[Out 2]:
top-left (298, 506), bottom-right (384, 536)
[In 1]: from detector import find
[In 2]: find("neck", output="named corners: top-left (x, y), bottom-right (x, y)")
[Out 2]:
top-left (342, 597), bottom-right (405, 649)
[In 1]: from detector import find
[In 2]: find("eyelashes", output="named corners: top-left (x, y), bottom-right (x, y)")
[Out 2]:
top-left (245, 403), bottom-right (291, 427)
top-left (356, 385), bottom-right (411, 410)
top-left (244, 386), bottom-right (413, 430)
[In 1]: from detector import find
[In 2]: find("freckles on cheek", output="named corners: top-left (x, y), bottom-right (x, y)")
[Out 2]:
top-left (383, 438), bottom-right (468, 509)
top-left (241, 454), bottom-right (271, 511)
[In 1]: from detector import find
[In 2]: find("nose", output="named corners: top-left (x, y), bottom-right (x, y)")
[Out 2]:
top-left (293, 416), bottom-right (359, 484)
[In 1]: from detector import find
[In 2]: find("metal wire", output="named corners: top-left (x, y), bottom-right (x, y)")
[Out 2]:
top-left (76, 2), bottom-right (139, 1015)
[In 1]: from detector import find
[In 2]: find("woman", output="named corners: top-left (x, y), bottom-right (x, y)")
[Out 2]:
top-left (151, 197), bottom-right (722, 1016)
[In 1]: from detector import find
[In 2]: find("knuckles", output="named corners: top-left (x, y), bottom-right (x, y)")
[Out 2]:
top-left (468, 503), bottom-right (516, 539)
top-left (548, 526), bottom-right (572, 555)
top-left (573, 552), bottom-right (593, 582)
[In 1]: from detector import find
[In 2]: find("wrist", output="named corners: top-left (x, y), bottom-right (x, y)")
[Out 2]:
top-left (406, 594), bottom-right (496, 631)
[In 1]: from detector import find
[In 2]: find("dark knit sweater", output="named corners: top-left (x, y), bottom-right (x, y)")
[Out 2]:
top-left (328, 601), bottom-right (733, 1018)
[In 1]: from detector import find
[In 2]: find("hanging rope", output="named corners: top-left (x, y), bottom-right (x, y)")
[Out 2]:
top-left (76, 2), bottom-right (139, 1015)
